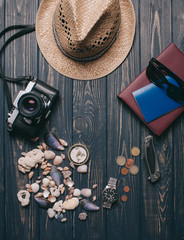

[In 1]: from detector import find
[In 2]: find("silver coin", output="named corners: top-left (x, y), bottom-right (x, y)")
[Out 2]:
top-left (116, 156), bottom-right (126, 166)
top-left (129, 165), bottom-right (139, 175)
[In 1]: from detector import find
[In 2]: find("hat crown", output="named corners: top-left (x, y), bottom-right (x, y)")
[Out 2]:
top-left (54, 0), bottom-right (121, 61)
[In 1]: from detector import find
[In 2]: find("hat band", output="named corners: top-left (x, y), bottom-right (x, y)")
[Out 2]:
top-left (52, 13), bottom-right (121, 62)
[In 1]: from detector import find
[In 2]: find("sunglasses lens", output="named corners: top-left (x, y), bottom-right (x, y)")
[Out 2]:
top-left (167, 85), bottom-right (184, 103)
top-left (147, 64), bottom-right (167, 86)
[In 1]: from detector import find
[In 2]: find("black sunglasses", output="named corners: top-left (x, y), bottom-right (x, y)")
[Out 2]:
top-left (146, 58), bottom-right (184, 103)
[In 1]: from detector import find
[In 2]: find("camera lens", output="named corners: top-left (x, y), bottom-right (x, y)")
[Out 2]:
top-left (18, 93), bottom-right (43, 118)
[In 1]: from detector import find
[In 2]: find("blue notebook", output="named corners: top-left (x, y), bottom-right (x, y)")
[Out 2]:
top-left (132, 76), bottom-right (184, 123)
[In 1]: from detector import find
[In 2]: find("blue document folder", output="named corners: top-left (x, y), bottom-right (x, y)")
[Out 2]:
top-left (132, 76), bottom-right (184, 122)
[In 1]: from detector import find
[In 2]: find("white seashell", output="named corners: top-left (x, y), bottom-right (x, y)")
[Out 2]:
top-left (59, 139), bottom-right (68, 147)
top-left (48, 195), bottom-right (56, 203)
top-left (66, 180), bottom-right (74, 188)
top-left (31, 183), bottom-right (39, 193)
top-left (73, 188), bottom-right (81, 197)
top-left (81, 188), bottom-right (92, 198)
top-left (61, 218), bottom-right (67, 223)
top-left (42, 178), bottom-right (50, 186)
top-left (43, 190), bottom-right (50, 198)
top-left (44, 150), bottom-right (56, 160)
top-left (49, 181), bottom-right (55, 187)
top-left (63, 198), bottom-right (79, 210)
top-left (53, 156), bottom-right (63, 165)
top-left (58, 184), bottom-right (64, 191)
top-left (17, 190), bottom-right (30, 207)
top-left (93, 196), bottom-right (97, 202)
top-left (26, 149), bottom-right (44, 164)
top-left (51, 189), bottom-right (60, 198)
top-left (53, 200), bottom-right (63, 212)
top-left (92, 184), bottom-right (98, 189)
top-left (77, 165), bottom-right (87, 173)
top-left (29, 171), bottom-right (34, 180)
top-left (61, 187), bottom-right (65, 195)
top-left (47, 208), bottom-right (56, 218)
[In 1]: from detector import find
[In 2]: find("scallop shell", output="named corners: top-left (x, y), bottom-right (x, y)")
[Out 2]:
top-left (81, 188), bottom-right (92, 198)
top-left (53, 156), bottom-right (63, 165)
top-left (31, 183), bottom-right (39, 193)
top-left (63, 198), bottom-right (79, 210)
top-left (47, 208), bottom-right (56, 218)
top-left (73, 188), bottom-right (81, 197)
top-left (44, 150), bottom-right (56, 160)
top-left (77, 165), bottom-right (87, 173)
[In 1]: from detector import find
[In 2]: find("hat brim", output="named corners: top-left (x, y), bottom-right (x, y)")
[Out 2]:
top-left (36, 0), bottom-right (136, 80)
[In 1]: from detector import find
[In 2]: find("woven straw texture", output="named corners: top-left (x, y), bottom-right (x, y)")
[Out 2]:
top-left (36, 0), bottom-right (136, 80)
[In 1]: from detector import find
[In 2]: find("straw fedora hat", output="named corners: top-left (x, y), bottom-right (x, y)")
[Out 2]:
top-left (36, 0), bottom-right (135, 80)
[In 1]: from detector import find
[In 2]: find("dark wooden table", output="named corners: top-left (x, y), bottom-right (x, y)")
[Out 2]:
top-left (0, 0), bottom-right (184, 240)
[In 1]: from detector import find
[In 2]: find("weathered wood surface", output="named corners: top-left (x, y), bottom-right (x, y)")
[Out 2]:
top-left (0, 0), bottom-right (184, 240)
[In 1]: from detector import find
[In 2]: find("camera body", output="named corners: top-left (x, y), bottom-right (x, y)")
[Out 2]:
top-left (7, 78), bottom-right (59, 139)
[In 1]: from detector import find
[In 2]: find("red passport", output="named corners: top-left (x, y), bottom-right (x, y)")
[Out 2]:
top-left (118, 43), bottom-right (184, 136)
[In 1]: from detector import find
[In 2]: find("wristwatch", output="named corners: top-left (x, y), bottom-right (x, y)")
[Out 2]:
top-left (102, 177), bottom-right (118, 209)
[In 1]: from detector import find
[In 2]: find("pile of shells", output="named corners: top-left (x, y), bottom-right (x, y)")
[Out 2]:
top-left (17, 132), bottom-right (99, 223)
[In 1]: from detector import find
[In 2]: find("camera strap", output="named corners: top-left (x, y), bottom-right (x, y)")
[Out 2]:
top-left (0, 24), bottom-right (35, 111)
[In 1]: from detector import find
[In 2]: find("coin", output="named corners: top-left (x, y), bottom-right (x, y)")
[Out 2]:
top-left (123, 186), bottom-right (130, 193)
top-left (131, 147), bottom-right (140, 156)
top-left (125, 162), bottom-right (131, 169)
top-left (116, 156), bottom-right (126, 166)
top-left (127, 158), bottom-right (134, 166)
top-left (129, 165), bottom-right (139, 175)
top-left (121, 168), bottom-right (128, 175)
top-left (121, 195), bottom-right (128, 202)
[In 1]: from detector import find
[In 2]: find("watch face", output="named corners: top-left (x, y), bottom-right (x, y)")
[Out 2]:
top-left (102, 188), bottom-right (118, 203)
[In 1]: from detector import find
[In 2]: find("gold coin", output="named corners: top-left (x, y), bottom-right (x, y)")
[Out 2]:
top-left (129, 165), bottom-right (139, 175)
top-left (116, 156), bottom-right (126, 166)
top-left (131, 147), bottom-right (140, 156)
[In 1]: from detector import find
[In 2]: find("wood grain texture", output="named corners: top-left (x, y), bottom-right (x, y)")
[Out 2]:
top-left (0, 0), bottom-right (5, 239)
top-left (4, 1), bottom-right (39, 240)
top-left (72, 78), bottom-right (107, 240)
top-left (106, 1), bottom-right (141, 239)
top-left (140, 1), bottom-right (175, 240)
top-left (0, 0), bottom-right (184, 239)
top-left (172, 1), bottom-right (184, 240)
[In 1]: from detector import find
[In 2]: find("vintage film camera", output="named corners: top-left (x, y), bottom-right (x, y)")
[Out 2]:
top-left (7, 78), bottom-right (59, 139)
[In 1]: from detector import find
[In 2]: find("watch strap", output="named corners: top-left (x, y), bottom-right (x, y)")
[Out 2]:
top-left (107, 177), bottom-right (117, 189)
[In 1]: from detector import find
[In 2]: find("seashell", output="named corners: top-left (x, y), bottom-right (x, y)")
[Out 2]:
top-left (44, 132), bottom-right (64, 151)
top-left (47, 208), bottom-right (56, 218)
top-left (58, 184), bottom-right (64, 191)
top-left (57, 167), bottom-right (63, 172)
top-left (61, 218), bottom-right (67, 223)
top-left (66, 180), bottom-right (74, 188)
top-left (68, 195), bottom-right (73, 199)
top-left (21, 152), bottom-right (27, 156)
top-left (55, 213), bottom-right (64, 222)
top-left (43, 190), bottom-right (50, 198)
top-left (42, 170), bottom-right (50, 176)
top-left (31, 183), bottom-right (39, 193)
top-left (44, 167), bottom-right (51, 172)
top-left (18, 165), bottom-right (26, 174)
top-left (73, 188), bottom-right (81, 197)
top-left (42, 178), bottom-right (50, 186)
top-left (69, 161), bottom-right (75, 169)
top-left (29, 171), bottom-right (34, 180)
top-left (17, 190), bottom-right (30, 207)
top-left (50, 188), bottom-right (60, 198)
top-left (92, 184), bottom-right (98, 189)
top-left (53, 200), bottom-right (63, 212)
top-left (47, 163), bottom-right (52, 167)
top-left (77, 165), bottom-right (87, 173)
top-left (93, 196), bottom-right (97, 202)
top-left (59, 139), bottom-right (68, 147)
top-left (62, 170), bottom-right (72, 179)
top-left (42, 143), bottom-right (47, 150)
top-left (80, 199), bottom-right (100, 211)
top-left (44, 150), bottom-right (56, 160)
top-left (41, 165), bottom-right (47, 170)
top-left (50, 166), bottom-right (61, 186)
top-left (62, 209), bottom-right (66, 213)
top-left (37, 176), bottom-right (42, 179)
top-left (81, 188), bottom-right (92, 198)
top-left (53, 156), bottom-right (63, 165)
top-left (41, 184), bottom-right (48, 191)
top-left (37, 145), bottom-right (43, 150)
top-left (49, 181), bottom-right (55, 187)
top-left (63, 166), bottom-right (69, 171)
top-left (61, 154), bottom-right (66, 160)
top-left (34, 196), bottom-right (52, 209)
top-left (61, 187), bottom-right (65, 195)
top-left (79, 212), bottom-right (87, 221)
top-left (26, 149), bottom-right (45, 164)
top-left (34, 192), bottom-right (43, 198)
top-left (36, 180), bottom-right (41, 184)
top-left (63, 198), bottom-right (79, 210)
top-left (46, 176), bottom-right (52, 181)
top-left (48, 195), bottom-right (57, 203)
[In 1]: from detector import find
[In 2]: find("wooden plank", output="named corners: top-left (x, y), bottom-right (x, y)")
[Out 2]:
top-left (139, 1), bottom-right (174, 240)
top-left (72, 79), bottom-right (107, 240)
top-left (0, 0), bottom-right (5, 239)
top-left (4, 1), bottom-right (39, 240)
top-left (106, 0), bottom-right (141, 239)
top-left (172, 1), bottom-right (184, 239)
